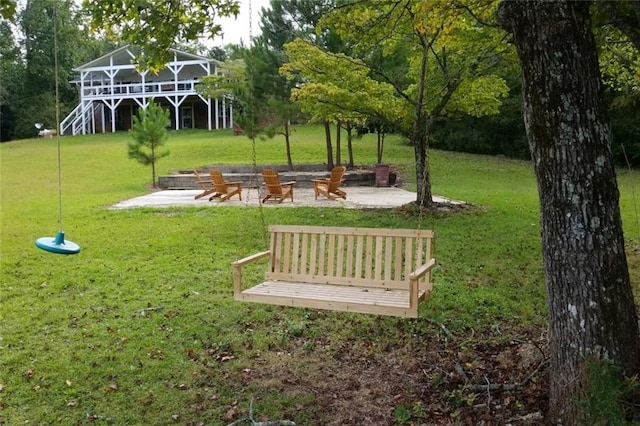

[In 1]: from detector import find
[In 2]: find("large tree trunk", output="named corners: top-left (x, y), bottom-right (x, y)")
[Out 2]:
top-left (284, 120), bottom-right (293, 170)
top-left (324, 121), bottom-right (334, 171)
top-left (413, 112), bottom-right (432, 209)
top-left (498, 2), bottom-right (639, 423)
top-left (346, 122), bottom-right (354, 168)
top-left (335, 121), bottom-right (341, 166)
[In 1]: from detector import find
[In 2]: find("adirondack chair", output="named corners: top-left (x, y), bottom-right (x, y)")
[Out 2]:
top-left (208, 170), bottom-right (242, 201)
top-left (313, 166), bottom-right (347, 200)
top-left (261, 169), bottom-right (295, 203)
top-left (193, 169), bottom-right (216, 200)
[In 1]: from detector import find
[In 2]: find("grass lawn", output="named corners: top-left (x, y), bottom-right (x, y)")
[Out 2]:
top-left (1, 125), bottom-right (638, 424)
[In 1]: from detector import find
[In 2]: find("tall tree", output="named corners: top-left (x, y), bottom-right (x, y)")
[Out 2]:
top-left (259, 0), bottom-right (347, 168)
top-left (0, 19), bottom-right (23, 141)
top-left (250, 38), bottom-right (300, 169)
top-left (280, 39), bottom-right (400, 168)
top-left (10, 0), bottom-right (111, 139)
top-left (320, 0), bottom-right (510, 208)
top-left (259, 0), bottom-right (334, 48)
top-left (128, 100), bottom-right (170, 187)
top-left (497, 2), bottom-right (639, 423)
top-left (83, 0), bottom-right (239, 72)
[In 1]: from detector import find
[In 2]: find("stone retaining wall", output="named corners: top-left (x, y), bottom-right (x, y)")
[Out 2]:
top-left (158, 165), bottom-right (397, 190)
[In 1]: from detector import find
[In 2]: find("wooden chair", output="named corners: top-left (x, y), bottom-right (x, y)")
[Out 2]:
top-left (313, 166), bottom-right (347, 200)
top-left (208, 170), bottom-right (242, 201)
top-left (261, 169), bottom-right (295, 203)
top-left (193, 169), bottom-right (216, 200)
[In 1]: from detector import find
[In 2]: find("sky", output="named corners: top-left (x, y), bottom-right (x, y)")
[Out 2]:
top-left (212, 0), bottom-right (272, 47)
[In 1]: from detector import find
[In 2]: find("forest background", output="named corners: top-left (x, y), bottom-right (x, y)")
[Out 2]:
top-left (1, 0), bottom-right (638, 167)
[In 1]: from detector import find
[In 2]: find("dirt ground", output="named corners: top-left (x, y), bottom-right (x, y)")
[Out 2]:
top-left (233, 323), bottom-right (550, 425)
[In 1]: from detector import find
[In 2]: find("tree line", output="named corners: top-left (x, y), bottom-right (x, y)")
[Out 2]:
top-left (3, 1), bottom-right (637, 171)
top-left (0, 0), bottom-right (115, 140)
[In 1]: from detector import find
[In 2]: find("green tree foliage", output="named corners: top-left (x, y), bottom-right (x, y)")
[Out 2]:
top-left (591, 2), bottom-right (640, 166)
top-left (0, 0), bottom-right (16, 19)
top-left (0, 19), bottom-right (23, 141)
top-left (4, 0), bottom-right (114, 140)
top-left (285, 0), bottom-right (511, 207)
top-left (258, 0), bottom-right (340, 168)
top-left (260, 0), bottom-right (334, 48)
top-left (12, 0), bottom-right (79, 137)
top-left (128, 101), bottom-right (170, 187)
top-left (82, 0), bottom-right (240, 72)
top-left (281, 38), bottom-right (400, 167)
top-left (252, 39), bottom-right (300, 169)
top-left (198, 58), bottom-right (264, 140)
top-left (199, 39), bottom-right (302, 169)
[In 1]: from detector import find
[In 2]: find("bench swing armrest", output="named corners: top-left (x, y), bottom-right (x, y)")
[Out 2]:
top-left (408, 258), bottom-right (436, 311)
top-left (408, 258), bottom-right (436, 281)
top-left (232, 250), bottom-right (271, 296)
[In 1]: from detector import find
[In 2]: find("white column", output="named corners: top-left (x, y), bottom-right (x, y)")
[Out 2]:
top-left (222, 98), bottom-right (226, 129)
top-left (80, 71), bottom-right (87, 134)
top-left (215, 99), bottom-right (219, 129)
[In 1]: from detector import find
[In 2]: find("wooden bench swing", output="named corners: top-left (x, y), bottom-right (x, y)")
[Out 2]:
top-left (225, 1), bottom-right (436, 318)
top-left (233, 225), bottom-right (435, 318)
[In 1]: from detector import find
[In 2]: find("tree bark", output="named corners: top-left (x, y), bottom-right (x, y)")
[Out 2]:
top-left (412, 36), bottom-right (433, 209)
top-left (284, 120), bottom-right (293, 170)
top-left (324, 120), bottom-right (334, 171)
top-left (335, 120), bottom-right (341, 166)
top-left (497, 1), bottom-right (639, 423)
top-left (346, 122), bottom-right (354, 168)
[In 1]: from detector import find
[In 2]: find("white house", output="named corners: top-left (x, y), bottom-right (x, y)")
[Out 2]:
top-left (61, 45), bottom-right (234, 135)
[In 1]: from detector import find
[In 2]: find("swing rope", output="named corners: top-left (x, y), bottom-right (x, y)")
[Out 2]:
top-left (54, 6), bottom-right (63, 232)
top-left (35, 1), bottom-right (80, 255)
top-left (247, 0), bottom-right (269, 245)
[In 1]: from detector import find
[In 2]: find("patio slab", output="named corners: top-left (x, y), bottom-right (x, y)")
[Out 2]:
top-left (111, 187), bottom-right (462, 209)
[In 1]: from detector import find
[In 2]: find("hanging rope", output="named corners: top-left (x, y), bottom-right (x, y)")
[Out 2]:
top-left (248, 0), bottom-right (268, 243)
top-left (35, 1), bottom-right (80, 254)
top-left (53, 2), bottom-right (63, 231)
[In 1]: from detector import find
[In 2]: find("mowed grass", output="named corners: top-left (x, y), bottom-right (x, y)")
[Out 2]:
top-left (1, 125), bottom-right (638, 424)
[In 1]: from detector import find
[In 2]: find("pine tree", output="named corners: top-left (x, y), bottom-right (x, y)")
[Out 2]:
top-left (128, 100), bottom-right (170, 187)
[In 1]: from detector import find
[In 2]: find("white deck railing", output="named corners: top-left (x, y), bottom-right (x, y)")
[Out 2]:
top-left (81, 79), bottom-right (200, 99)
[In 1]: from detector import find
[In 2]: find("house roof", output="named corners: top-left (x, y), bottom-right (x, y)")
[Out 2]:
top-left (73, 45), bottom-right (222, 72)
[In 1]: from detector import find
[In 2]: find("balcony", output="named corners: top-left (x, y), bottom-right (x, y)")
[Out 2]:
top-left (81, 79), bottom-right (201, 99)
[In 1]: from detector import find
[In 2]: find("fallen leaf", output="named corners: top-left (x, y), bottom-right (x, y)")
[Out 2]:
top-left (225, 401), bottom-right (238, 420)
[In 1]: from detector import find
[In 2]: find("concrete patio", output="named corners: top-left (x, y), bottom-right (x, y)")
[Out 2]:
top-left (111, 187), bottom-right (463, 209)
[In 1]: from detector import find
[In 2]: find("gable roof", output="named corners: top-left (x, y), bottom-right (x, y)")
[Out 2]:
top-left (73, 45), bottom-right (222, 72)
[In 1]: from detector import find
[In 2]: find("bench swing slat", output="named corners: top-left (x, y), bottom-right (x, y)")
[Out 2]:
top-left (233, 225), bottom-right (436, 318)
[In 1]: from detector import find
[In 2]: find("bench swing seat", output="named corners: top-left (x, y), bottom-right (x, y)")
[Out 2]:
top-left (233, 225), bottom-right (436, 318)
